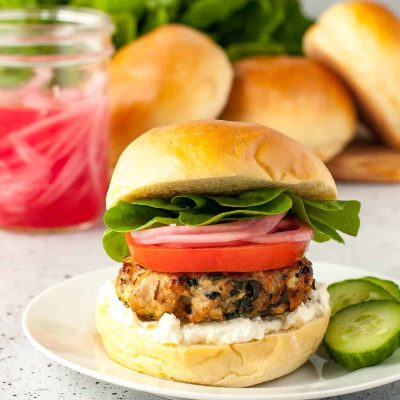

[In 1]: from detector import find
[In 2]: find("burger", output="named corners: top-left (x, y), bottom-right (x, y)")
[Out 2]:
top-left (96, 120), bottom-right (360, 387)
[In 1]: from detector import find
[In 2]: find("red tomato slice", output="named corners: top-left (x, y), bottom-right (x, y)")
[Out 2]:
top-left (126, 233), bottom-right (309, 273)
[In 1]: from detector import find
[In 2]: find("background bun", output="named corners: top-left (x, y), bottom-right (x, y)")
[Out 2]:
top-left (327, 142), bottom-right (400, 182)
top-left (221, 56), bottom-right (356, 161)
top-left (304, 1), bottom-right (400, 149)
top-left (96, 295), bottom-right (330, 388)
top-left (110, 24), bottom-right (233, 166)
top-left (106, 120), bottom-right (337, 208)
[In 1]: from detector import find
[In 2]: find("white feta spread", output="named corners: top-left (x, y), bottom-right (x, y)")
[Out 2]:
top-left (98, 279), bottom-right (330, 346)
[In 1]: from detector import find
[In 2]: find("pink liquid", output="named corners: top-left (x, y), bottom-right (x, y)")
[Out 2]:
top-left (0, 73), bottom-right (109, 229)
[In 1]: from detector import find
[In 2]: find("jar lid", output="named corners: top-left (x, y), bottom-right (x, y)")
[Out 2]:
top-left (0, 7), bottom-right (114, 67)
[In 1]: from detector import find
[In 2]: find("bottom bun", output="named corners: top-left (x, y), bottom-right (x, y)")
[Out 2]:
top-left (96, 298), bottom-right (330, 387)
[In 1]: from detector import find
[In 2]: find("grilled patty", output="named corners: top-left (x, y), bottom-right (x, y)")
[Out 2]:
top-left (115, 257), bottom-right (314, 323)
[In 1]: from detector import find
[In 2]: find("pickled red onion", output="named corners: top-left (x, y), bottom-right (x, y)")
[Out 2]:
top-left (0, 70), bottom-right (109, 228)
top-left (130, 214), bottom-right (313, 248)
top-left (249, 219), bottom-right (313, 243)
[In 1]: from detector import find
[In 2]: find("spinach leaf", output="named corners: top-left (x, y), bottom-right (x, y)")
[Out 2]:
top-left (182, 0), bottom-right (248, 30)
top-left (103, 201), bottom-right (174, 232)
top-left (102, 229), bottom-right (129, 261)
top-left (271, 0), bottom-right (313, 54)
top-left (305, 200), bottom-right (361, 237)
top-left (179, 194), bottom-right (292, 225)
top-left (132, 198), bottom-right (187, 211)
top-left (210, 188), bottom-right (286, 207)
top-left (289, 194), bottom-right (333, 242)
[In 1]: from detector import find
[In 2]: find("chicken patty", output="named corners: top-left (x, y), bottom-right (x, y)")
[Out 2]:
top-left (115, 258), bottom-right (314, 323)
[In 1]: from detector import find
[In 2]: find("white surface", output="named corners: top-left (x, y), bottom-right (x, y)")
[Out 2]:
top-left (1, 184), bottom-right (400, 400)
top-left (21, 262), bottom-right (400, 400)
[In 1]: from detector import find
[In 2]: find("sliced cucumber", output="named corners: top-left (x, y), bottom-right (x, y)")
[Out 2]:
top-left (324, 300), bottom-right (400, 370)
top-left (362, 276), bottom-right (400, 302)
top-left (328, 279), bottom-right (395, 315)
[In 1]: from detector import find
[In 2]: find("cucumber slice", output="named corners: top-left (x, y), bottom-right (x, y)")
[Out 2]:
top-left (328, 279), bottom-right (395, 315)
top-left (324, 300), bottom-right (400, 369)
top-left (362, 276), bottom-right (400, 302)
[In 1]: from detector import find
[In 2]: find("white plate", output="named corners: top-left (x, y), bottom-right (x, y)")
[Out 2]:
top-left (22, 262), bottom-right (400, 400)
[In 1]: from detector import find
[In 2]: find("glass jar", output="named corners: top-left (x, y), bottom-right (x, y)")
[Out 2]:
top-left (0, 7), bottom-right (113, 231)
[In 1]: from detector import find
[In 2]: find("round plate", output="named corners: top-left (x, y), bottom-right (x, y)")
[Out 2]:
top-left (22, 262), bottom-right (400, 400)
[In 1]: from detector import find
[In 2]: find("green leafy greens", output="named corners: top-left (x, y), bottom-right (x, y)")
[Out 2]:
top-left (103, 188), bottom-right (361, 261)
top-left (1, 0), bottom-right (312, 60)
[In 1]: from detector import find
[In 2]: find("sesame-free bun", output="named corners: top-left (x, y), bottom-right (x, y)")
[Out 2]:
top-left (327, 142), bottom-right (400, 182)
top-left (221, 56), bottom-right (356, 161)
top-left (304, 1), bottom-right (400, 149)
top-left (96, 294), bottom-right (330, 387)
top-left (110, 24), bottom-right (233, 166)
top-left (106, 120), bottom-right (337, 208)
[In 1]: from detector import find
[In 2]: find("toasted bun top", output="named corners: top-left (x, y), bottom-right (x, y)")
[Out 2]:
top-left (109, 24), bottom-right (233, 166)
top-left (106, 120), bottom-right (336, 208)
top-left (221, 56), bottom-right (356, 162)
top-left (303, 1), bottom-right (400, 149)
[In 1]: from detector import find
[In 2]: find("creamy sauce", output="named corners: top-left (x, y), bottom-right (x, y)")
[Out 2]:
top-left (98, 280), bottom-right (330, 346)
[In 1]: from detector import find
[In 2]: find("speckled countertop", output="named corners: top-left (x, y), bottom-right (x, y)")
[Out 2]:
top-left (1, 183), bottom-right (400, 400)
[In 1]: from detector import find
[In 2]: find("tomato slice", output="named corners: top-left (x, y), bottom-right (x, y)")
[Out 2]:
top-left (126, 233), bottom-right (309, 273)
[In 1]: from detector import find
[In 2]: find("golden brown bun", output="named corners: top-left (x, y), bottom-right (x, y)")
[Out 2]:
top-left (304, 1), bottom-right (400, 149)
top-left (106, 120), bottom-right (337, 208)
top-left (96, 296), bottom-right (330, 387)
top-left (327, 142), bottom-right (400, 182)
top-left (221, 56), bottom-right (356, 161)
top-left (110, 24), bottom-right (233, 166)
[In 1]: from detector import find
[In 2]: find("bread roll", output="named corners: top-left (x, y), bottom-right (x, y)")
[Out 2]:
top-left (110, 24), bottom-right (233, 166)
top-left (327, 142), bottom-right (400, 182)
top-left (106, 120), bottom-right (337, 208)
top-left (96, 292), bottom-right (330, 387)
top-left (304, 1), bottom-right (400, 149)
top-left (221, 56), bottom-right (356, 162)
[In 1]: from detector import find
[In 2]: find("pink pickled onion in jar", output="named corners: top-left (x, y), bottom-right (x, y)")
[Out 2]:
top-left (0, 8), bottom-right (113, 230)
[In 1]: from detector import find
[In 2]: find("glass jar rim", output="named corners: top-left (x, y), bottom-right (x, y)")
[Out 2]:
top-left (0, 7), bottom-right (114, 67)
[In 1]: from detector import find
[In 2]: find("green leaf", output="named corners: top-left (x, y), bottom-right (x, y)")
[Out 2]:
top-left (310, 218), bottom-right (344, 244)
top-left (210, 188), bottom-right (286, 207)
top-left (257, 0), bottom-right (286, 42)
top-left (182, 0), bottom-right (248, 30)
top-left (111, 13), bottom-right (138, 49)
top-left (70, 0), bottom-right (145, 13)
top-left (271, 0), bottom-right (313, 54)
top-left (305, 200), bottom-right (361, 236)
top-left (102, 229), bottom-right (129, 262)
top-left (133, 216), bottom-right (179, 230)
top-left (141, 0), bottom-right (181, 34)
top-left (0, 0), bottom-right (38, 5)
top-left (132, 198), bottom-right (187, 212)
top-left (289, 194), bottom-right (332, 242)
top-left (226, 42), bottom-right (285, 62)
top-left (103, 201), bottom-right (173, 232)
top-left (302, 199), bottom-right (347, 211)
top-left (172, 194), bottom-right (220, 213)
top-left (178, 194), bottom-right (292, 225)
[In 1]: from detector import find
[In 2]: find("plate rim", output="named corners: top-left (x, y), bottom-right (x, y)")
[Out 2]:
top-left (22, 261), bottom-right (400, 400)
